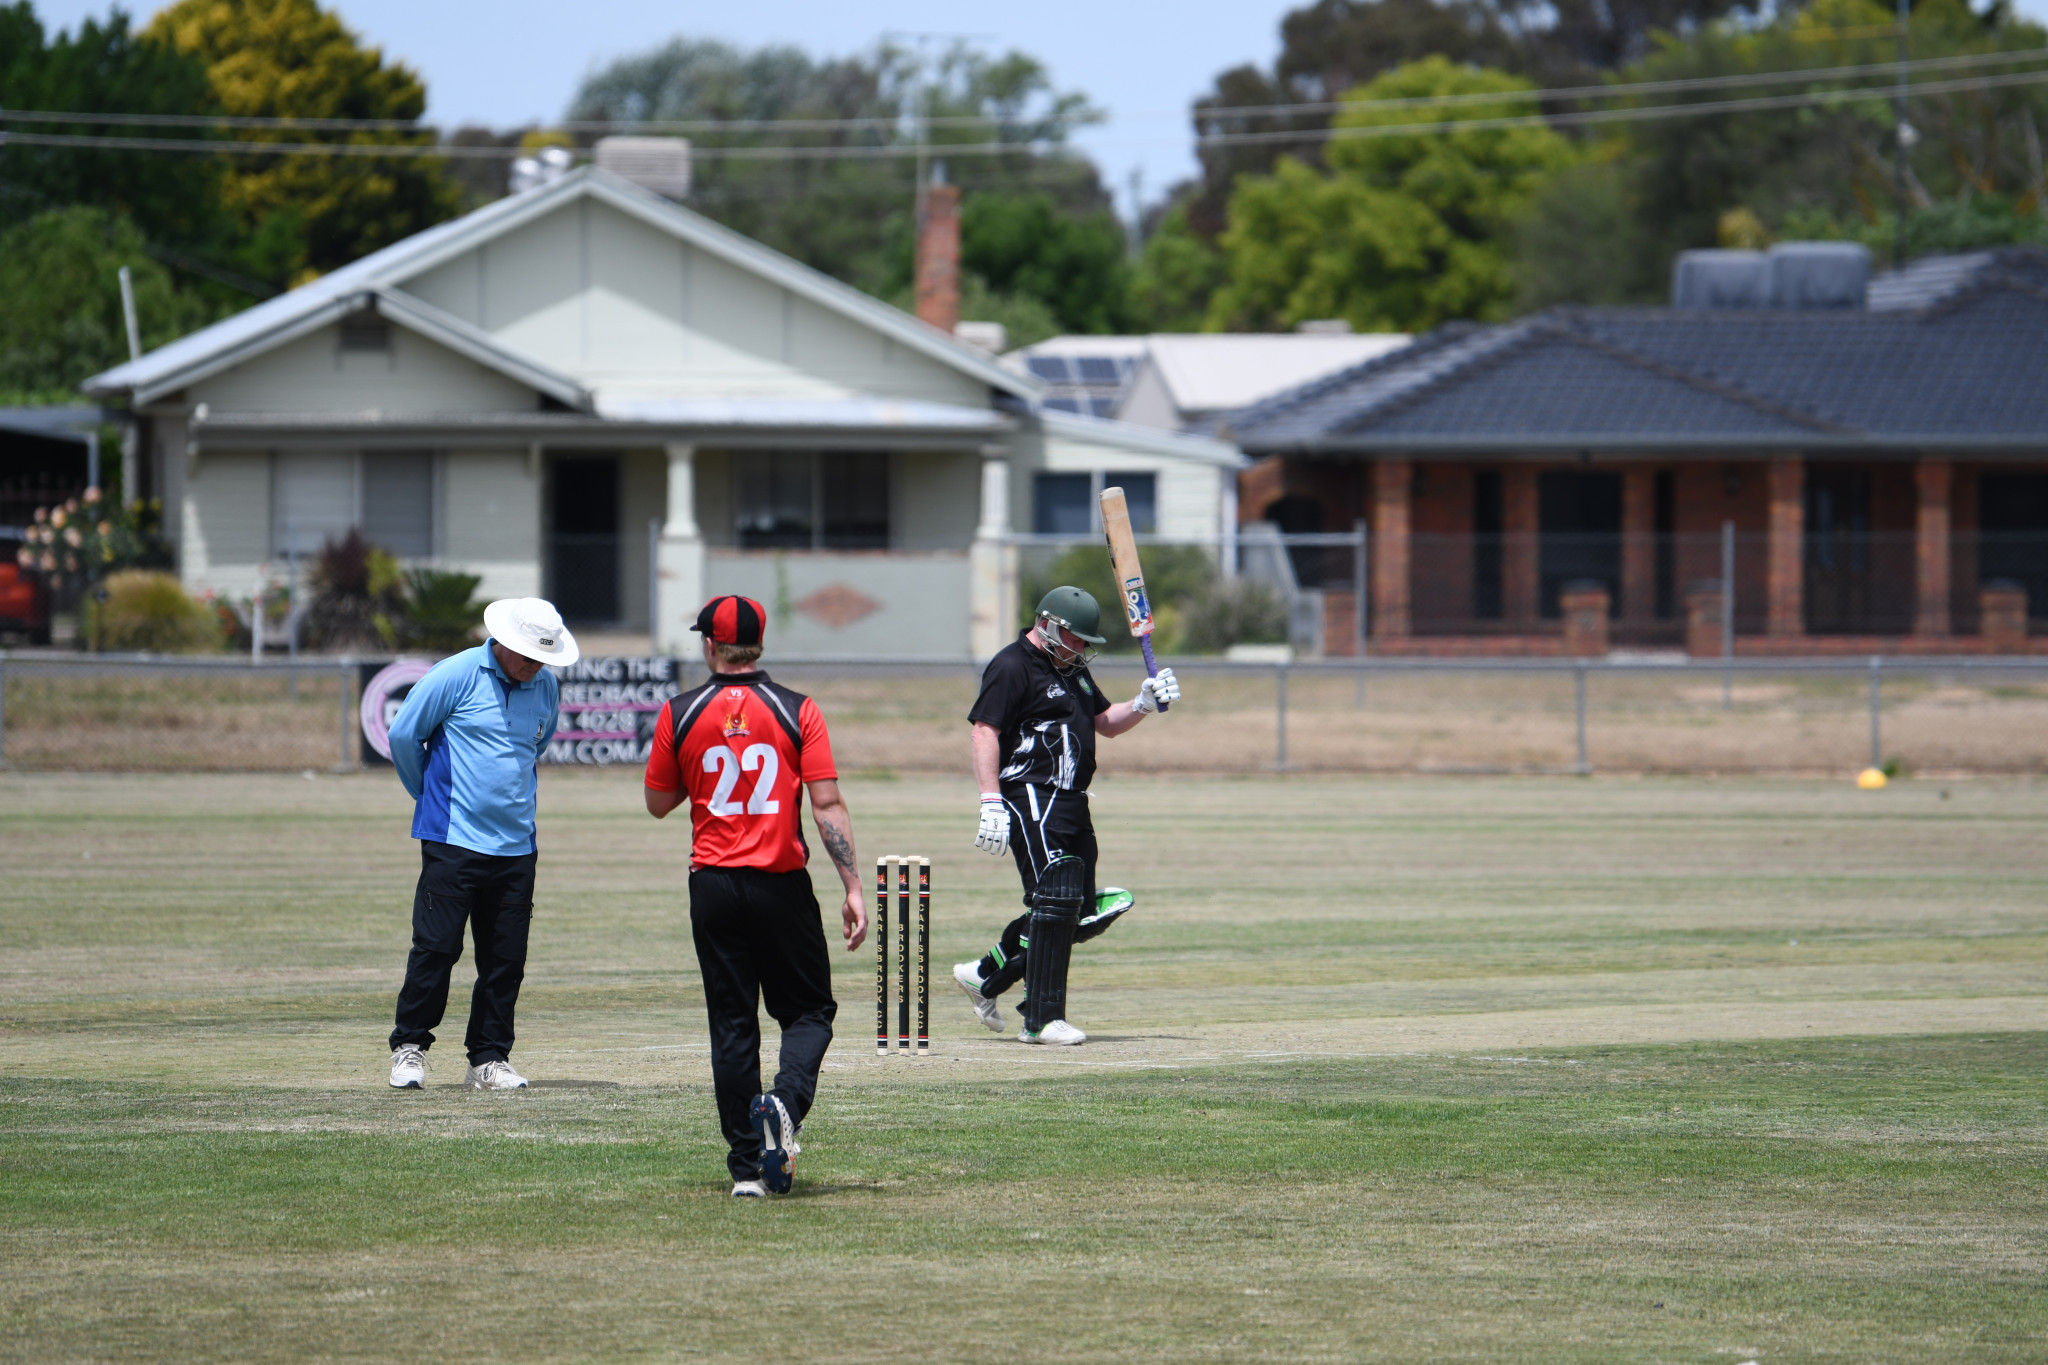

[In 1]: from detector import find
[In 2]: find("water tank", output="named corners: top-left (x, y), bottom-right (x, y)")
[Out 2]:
top-left (1766, 241), bottom-right (1869, 309)
top-left (1671, 249), bottom-right (1772, 309)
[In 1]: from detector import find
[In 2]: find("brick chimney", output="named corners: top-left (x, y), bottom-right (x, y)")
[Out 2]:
top-left (915, 183), bottom-right (961, 334)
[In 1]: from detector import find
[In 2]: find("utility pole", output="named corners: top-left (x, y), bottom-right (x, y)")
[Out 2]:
top-left (1893, 0), bottom-right (1915, 268)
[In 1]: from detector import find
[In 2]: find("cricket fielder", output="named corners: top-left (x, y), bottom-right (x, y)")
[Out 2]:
top-left (643, 595), bottom-right (868, 1198)
top-left (953, 586), bottom-right (1179, 1045)
top-left (384, 597), bottom-right (574, 1091)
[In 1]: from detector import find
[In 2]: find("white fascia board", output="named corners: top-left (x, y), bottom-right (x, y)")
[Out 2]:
top-left (1037, 407), bottom-right (1245, 468)
top-left (371, 287), bottom-right (590, 410)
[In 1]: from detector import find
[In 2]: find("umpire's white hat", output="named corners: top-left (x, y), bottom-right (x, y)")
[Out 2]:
top-left (484, 597), bottom-right (580, 667)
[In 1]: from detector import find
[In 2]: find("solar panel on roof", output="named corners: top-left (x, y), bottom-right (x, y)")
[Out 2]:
top-left (1044, 396), bottom-right (1084, 414)
top-left (1076, 357), bottom-right (1122, 383)
top-left (1027, 356), bottom-right (1072, 382)
top-left (1089, 397), bottom-right (1119, 418)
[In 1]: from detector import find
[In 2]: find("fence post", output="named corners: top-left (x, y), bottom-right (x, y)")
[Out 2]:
top-left (1721, 519), bottom-right (1735, 712)
top-left (0, 651), bottom-right (9, 769)
top-left (1868, 655), bottom-right (1882, 771)
top-left (649, 516), bottom-right (662, 655)
top-left (1574, 664), bottom-right (1590, 774)
top-left (337, 656), bottom-right (354, 771)
top-left (1275, 662), bottom-right (1289, 772)
top-left (1353, 519), bottom-right (1368, 708)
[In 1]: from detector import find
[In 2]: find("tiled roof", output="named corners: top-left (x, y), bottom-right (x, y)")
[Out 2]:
top-left (1226, 247), bottom-right (2048, 454)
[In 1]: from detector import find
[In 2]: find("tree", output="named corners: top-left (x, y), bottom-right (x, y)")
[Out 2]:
top-left (567, 38), bottom-right (1110, 300)
top-left (0, 206), bottom-right (222, 402)
top-left (1209, 57), bottom-right (1577, 332)
top-left (0, 4), bottom-right (229, 259)
top-left (1511, 0), bottom-right (2048, 307)
top-left (146, 0), bottom-right (461, 284)
top-left (1181, 0), bottom-right (1765, 246)
top-left (1131, 204), bottom-right (1229, 332)
top-left (958, 193), bottom-right (1131, 334)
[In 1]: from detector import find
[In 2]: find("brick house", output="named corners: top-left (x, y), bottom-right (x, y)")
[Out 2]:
top-left (1223, 245), bottom-right (2048, 656)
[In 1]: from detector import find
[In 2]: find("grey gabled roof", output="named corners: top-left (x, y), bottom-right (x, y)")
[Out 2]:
top-left (1227, 247), bottom-right (2048, 455)
top-left (85, 167), bottom-right (1038, 406)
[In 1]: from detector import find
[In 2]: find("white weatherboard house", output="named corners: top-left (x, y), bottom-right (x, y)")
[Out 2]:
top-left (85, 168), bottom-right (1241, 658)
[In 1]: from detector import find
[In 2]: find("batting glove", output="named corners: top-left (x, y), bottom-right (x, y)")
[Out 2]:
top-left (974, 794), bottom-right (1010, 857)
top-left (1132, 667), bottom-right (1180, 715)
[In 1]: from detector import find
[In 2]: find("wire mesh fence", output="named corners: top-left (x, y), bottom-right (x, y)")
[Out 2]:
top-left (6, 651), bottom-right (2048, 777)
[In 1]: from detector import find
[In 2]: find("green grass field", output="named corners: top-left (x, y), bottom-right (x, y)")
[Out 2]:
top-left (3, 772), bottom-right (2044, 1362)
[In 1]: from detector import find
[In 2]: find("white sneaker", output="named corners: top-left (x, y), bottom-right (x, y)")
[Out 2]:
top-left (953, 961), bottom-right (1004, 1033)
top-left (388, 1045), bottom-right (426, 1089)
top-left (1017, 1019), bottom-right (1086, 1046)
top-left (731, 1179), bottom-right (767, 1198)
top-left (464, 1059), bottom-right (529, 1090)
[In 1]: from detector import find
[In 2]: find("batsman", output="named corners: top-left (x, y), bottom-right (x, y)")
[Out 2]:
top-left (955, 498), bottom-right (1180, 1044)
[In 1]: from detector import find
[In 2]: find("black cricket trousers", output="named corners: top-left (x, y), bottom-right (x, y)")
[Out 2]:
top-left (977, 782), bottom-right (1100, 998)
top-left (690, 865), bottom-right (839, 1182)
top-left (390, 840), bottom-right (535, 1065)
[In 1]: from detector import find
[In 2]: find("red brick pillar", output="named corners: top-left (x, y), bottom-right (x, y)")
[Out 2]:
top-left (1915, 458), bottom-right (1952, 638)
top-left (1685, 581), bottom-right (1725, 657)
top-left (1620, 465), bottom-right (1655, 633)
top-left (1767, 456), bottom-right (1804, 638)
top-left (1981, 581), bottom-right (2027, 652)
top-left (1372, 459), bottom-right (1411, 639)
top-left (1503, 465), bottom-right (1538, 628)
top-left (915, 184), bottom-right (961, 334)
top-left (1561, 581), bottom-right (1611, 657)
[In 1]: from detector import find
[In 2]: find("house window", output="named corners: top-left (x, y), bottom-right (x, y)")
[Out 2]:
top-left (736, 451), bottom-right (890, 549)
top-left (1034, 470), bottom-right (1156, 536)
top-left (273, 451), bottom-right (435, 559)
top-left (363, 452), bottom-right (434, 559)
top-left (1034, 473), bottom-right (1093, 535)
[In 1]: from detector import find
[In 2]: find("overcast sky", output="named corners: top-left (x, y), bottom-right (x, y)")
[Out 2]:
top-left (28, 0), bottom-right (2048, 217)
top-left (28, 0), bottom-right (1303, 212)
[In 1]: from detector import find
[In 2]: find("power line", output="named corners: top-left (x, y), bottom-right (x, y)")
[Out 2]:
top-left (1, 44), bottom-right (2041, 139)
top-left (5, 64), bottom-right (2046, 164)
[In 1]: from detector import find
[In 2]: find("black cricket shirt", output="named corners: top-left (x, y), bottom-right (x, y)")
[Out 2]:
top-left (968, 630), bottom-right (1113, 791)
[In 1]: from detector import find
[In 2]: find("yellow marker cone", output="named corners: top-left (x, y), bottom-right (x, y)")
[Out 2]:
top-left (1857, 767), bottom-right (1888, 790)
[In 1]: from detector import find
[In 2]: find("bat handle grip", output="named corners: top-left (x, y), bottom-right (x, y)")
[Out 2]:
top-left (1139, 636), bottom-right (1168, 712)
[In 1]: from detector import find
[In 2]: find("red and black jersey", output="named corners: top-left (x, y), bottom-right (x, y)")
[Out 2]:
top-left (644, 670), bottom-right (837, 873)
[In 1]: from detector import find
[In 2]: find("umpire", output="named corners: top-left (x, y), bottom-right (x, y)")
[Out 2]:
top-left (644, 595), bottom-right (868, 1198)
top-left (953, 586), bottom-right (1179, 1046)
top-left (385, 597), bottom-right (574, 1091)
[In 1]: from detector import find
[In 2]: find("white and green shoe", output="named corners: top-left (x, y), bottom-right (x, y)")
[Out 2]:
top-left (953, 961), bottom-right (1004, 1032)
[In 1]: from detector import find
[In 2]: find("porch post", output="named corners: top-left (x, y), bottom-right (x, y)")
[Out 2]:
top-left (969, 452), bottom-right (1016, 659)
top-left (655, 442), bottom-right (705, 655)
top-left (1620, 465), bottom-right (1656, 633)
top-left (1503, 465), bottom-right (1538, 628)
top-left (1914, 457), bottom-right (1952, 637)
top-left (1767, 456), bottom-right (1804, 638)
top-left (1371, 459), bottom-right (1411, 638)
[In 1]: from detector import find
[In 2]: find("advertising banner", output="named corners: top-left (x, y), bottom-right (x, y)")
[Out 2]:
top-left (357, 655), bottom-right (682, 768)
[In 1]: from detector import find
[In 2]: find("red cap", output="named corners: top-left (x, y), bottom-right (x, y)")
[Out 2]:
top-left (692, 595), bottom-right (766, 646)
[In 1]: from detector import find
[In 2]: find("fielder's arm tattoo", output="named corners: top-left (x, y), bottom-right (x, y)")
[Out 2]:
top-left (820, 816), bottom-right (857, 877)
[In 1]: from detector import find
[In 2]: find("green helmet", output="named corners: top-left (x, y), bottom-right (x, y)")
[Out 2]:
top-left (1036, 586), bottom-right (1106, 643)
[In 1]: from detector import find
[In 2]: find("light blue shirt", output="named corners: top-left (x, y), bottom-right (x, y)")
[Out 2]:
top-left (387, 641), bottom-right (559, 856)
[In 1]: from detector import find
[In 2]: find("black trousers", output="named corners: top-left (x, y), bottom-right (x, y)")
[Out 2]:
top-left (690, 865), bottom-right (838, 1182)
top-left (977, 783), bottom-right (1100, 998)
top-left (389, 840), bottom-right (536, 1065)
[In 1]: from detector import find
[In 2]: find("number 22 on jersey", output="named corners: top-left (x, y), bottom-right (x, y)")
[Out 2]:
top-left (702, 743), bottom-right (781, 816)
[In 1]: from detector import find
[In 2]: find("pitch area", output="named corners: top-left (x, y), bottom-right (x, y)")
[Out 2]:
top-left (3, 772), bottom-right (2043, 1362)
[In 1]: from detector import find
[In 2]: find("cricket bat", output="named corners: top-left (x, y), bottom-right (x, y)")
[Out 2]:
top-left (1099, 486), bottom-right (1167, 711)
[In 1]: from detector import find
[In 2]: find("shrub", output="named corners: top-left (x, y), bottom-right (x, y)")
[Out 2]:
top-left (397, 567), bottom-right (485, 651)
top-left (305, 529), bottom-right (403, 650)
top-left (94, 570), bottom-right (223, 652)
top-left (1179, 577), bottom-right (1288, 654)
